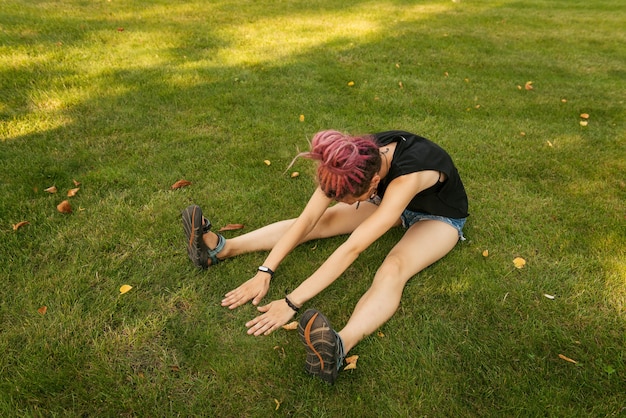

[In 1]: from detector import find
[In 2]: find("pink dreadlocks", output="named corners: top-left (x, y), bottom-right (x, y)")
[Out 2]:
top-left (298, 130), bottom-right (381, 200)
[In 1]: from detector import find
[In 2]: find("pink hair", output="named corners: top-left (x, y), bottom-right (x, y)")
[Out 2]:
top-left (295, 130), bottom-right (381, 200)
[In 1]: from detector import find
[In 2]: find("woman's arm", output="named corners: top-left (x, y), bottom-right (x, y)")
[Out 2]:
top-left (246, 171), bottom-right (440, 335)
top-left (221, 187), bottom-right (331, 309)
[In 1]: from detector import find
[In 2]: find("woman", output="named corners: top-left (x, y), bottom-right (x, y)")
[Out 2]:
top-left (182, 130), bottom-right (468, 384)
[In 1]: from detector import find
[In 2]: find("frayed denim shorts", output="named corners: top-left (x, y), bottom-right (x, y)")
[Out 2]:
top-left (366, 196), bottom-right (466, 240)
top-left (400, 209), bottom-right (467, 240)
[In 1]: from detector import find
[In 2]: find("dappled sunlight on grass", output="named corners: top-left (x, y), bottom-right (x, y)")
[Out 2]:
top-left (198, 3), bottom-right (451, 66)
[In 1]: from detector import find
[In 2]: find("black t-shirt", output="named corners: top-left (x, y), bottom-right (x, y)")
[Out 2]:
top-left (374, 131), bottom-right (469, 219)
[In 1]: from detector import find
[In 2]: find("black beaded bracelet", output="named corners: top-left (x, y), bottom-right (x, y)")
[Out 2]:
top-left (284, 295), bottom-right (300, 312)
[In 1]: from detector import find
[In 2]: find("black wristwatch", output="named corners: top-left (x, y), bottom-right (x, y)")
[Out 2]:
top-left (257, 266), bottom-right (275, 278)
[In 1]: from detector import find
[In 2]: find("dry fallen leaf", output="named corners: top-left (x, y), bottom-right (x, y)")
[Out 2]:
top-left (299, 114), bottom-right (305, 122)
top-left (344, 355), bottom-right (359, 371)
top-left (377, 330), bottom-right (385, 338)
top-left (119, 284), bottom-right (133, 294)
top-left (282, 321), bottom-right (298, 330)
top-left (398, 81), bottom-right (404, 89)
top-left (45, 185), bottom-right (58, 194)
top-left (482, 249), bottom-right (489, 257)
top-left (544, 294), bottom-right (555, 300)
top-left (170, 179), bottom-right (192, 190)
top-left (117, 27), bottom-right (124, 32)
top-left (579, 120), bottom-right (588, 127)
top-left (73, 179), bottom-right (81, 186)
top-left (347, 81), bottom-right (355, 86)
top-left (558, 353), bottom-right (578, 364)
top-left (37, 306), bottom-right (47, 315)
top-left (274, 399), bottom-right (281, 411)
top-left (57, 200), bottom-right (72, 214)
top-left (264, 160), bottom-right (271, 166)
top-left (513, 257), bottom-right (526, 269)
top-left (13, 221), bottom-right (29, 231)
top-left (290, 172), bottom-right (300, 178)
top-left (547, 140), bottom-right (553, 147)
top-left (525, 81), bottom-right (534, 90)
top-left (580, 113), bottom-right (590, 119)
top-left (219, 224), bottom-right (245, 232)
top-left (67, 187), bottom-right (80, 197)
top-left (345, 355), bottom-right (359, 364)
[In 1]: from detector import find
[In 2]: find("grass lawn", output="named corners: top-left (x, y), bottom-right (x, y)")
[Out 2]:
top-left (1, 0), bottom-right (624, 416)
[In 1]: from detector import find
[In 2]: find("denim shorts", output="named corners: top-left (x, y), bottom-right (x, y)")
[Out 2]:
top-left (400, 209), bottom-right (467, 240)
top-left (365, 196), bottom-right (466, 240)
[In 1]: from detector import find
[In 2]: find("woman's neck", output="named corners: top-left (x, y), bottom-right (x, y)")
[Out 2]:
top-left (378, 143), bottom-right (396, 179)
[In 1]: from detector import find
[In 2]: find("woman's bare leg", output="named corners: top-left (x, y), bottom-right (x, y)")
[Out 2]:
top-left (202, 201), bottom-right (379, 261)
top-left (337, 220), bottom-right (460, 354)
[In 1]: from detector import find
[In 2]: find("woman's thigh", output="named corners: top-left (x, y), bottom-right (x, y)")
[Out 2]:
top-left (375, 219), bottom-right (460, 286)
top-left (304, 201), bottom-right (381, 240)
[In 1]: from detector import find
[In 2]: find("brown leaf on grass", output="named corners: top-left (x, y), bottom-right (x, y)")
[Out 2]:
top-left (67, 187), bottom-right (80, 197)
top-left (57, 200), bottom-right (72, 213)
top-left (290, 172), bottom-right (300, 178)
top-left (117, 27), bottom-right (124, 32)
top-left (45, 186), bottom-right (58, 194)
top-left (558, 353), bottom-right (578, 364)
top-left (282, 321), bottom-right (298, 330)
top-left (73, 179), bottom-right (81, 186)
top-left (170, 179), bottom-right (192, 190)
top-left (219, 224), bottom-right (245, 232)
top-left (525, 81), bottom-right (534, 90)
top-left (580, 113), bottom-right (590, 119)
top-left (482, 249), bottom-right (489, 257)
top-left (13, 221), bottom-right (29, 231)
top-left (37, 306), bottom-right (47, 315)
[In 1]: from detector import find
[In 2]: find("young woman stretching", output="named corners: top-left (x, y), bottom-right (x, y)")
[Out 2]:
top-left (182, 129), bottom-right (469, 384)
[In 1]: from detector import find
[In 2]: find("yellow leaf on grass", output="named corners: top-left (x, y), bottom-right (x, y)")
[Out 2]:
top-left (274, 399), bottom-right (281, 410)
top-left (282, 321), bottom-right (298, 330)
top-left (299, 114), bottom-right (305, 122)
top-left (13, 221), bottom-right (29, 231)
top-left (525, 81), bottom-right (533, 90)
top-left (344, 356), bottom-right (359, 371)
top-left (290, 172), bottom-right (300, 178)
top-left (119, 284), bottom-right (133, 294)
top-left (347, 81), bottom-right (355, 86)
top-left (579, 120), bottom-right (588, 127)
top-left (558, 353), bottom-right (578, 364)
top-left (482, 249), bottom-right (489, 257)
top-left (264, 160), bottom-right (271, 166)
top-left (513, 257), bottom-right (526, 269)
top-left (377, 330), bottom-right (385, 338)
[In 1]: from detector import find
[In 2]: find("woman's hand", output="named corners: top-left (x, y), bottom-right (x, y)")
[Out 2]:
top-left (221, 273), bottom-right (271, 309)
top-left (245, 299), bottom-right (296, 336)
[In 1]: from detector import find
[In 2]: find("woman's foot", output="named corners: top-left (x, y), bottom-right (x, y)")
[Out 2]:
top-left (182, 205), bottom-right (225, 269)
top-left (298, 309), bottom-right (345, 384)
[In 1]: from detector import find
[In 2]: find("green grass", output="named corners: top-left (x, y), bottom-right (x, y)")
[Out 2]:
top-left (1, 0), bottom-right (625, 416)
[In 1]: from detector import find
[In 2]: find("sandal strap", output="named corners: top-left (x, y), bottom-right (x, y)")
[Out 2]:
top-left (207, 233), bottom-right (225, 265)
